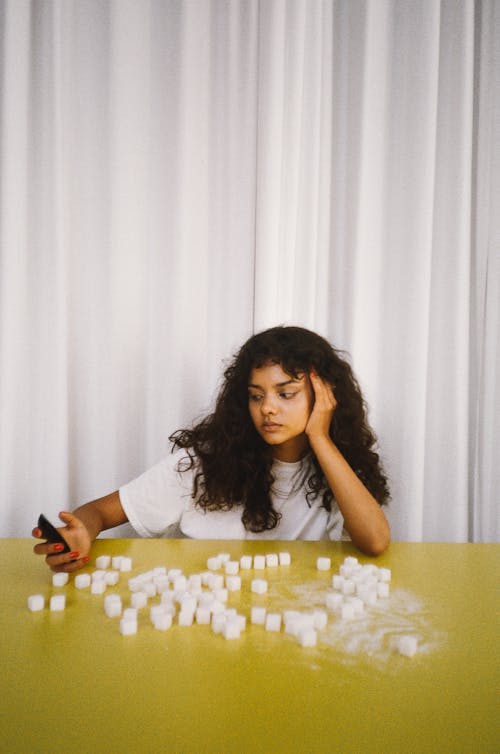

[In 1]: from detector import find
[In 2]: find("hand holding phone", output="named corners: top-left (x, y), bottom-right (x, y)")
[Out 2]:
top-left (37, 513), bottom-right (71, 554)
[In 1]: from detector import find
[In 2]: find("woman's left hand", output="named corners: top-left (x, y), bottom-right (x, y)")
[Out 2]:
top-left (305, 371), bottom-right (337, 441)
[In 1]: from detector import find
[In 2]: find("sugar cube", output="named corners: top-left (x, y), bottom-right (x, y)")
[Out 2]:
top-left (341, 579), bottom-right (355, 595)
top-left (195, 607), bottom-right (211, 625)
top-left (207, 557), bottom-right (222, 571)
top-left (27, 594), bottom-right (45, 612)
top-left (208, 573), bottom-right (224, 590)
top-left (340, 564), bottom-right (356, 578)
top-left (339, 603), bottom-right (355, 620)
top-left (91, 580), bottom-right (106, 595)
top-left (345, 596), bottom-right (365, 616)
top-left (50, 594), bottom-right (66, 612)
top-left (278, 552), bottom-right (291, 566)
top-left (312, 609), bottom-right (328, 630)
top-left (173, 575), bottom-right (187, 592)
top-left (188, 574), bottom-right (202, 590)
top-left (131, 591), bottom-right (148, 609)
top-left (343, 556), bottom-right (358, 566)
top-left (223, 621), bottom-right (240, 640)
top-left (240, 555), bottom-right (253, 569)
top-left (377, 582), bottom-right (390, 598)
top-left (160, 590), bottom-right (175, 605)
top-left (397, 635), bottom-right (418, 657)
top-left (265, 613), bottom-right (282, 632)
top-left (149, 604), bottom-right (167, 622)
top-left (143, 581), bottom-right (157, 598)
top-left (52, 572), bottom-right (69, 587)
top-left (297, 628), bottom-right (317, 647)
top-left (251, 606), bottom-right (267, 625)
top-left (226, 576), bottom-right (241, 592)
top-left (104, 595), bottom-right (122, 618)
top-left (153, 613), bottom-right (173, 631)
top-left (121, 608), bottom-right (137, 622)
top-left (104, 570), bottom-right (120, 586)
top-left (213, 588), bottom-right (228, 603)
top-left (154, 575), bottom-right (169, 593)
top-left (231, 613), bottom-right (246, 631)
top-left (317, 557), bottom-right (331, 571)
top-left (253, 555), bottom-right (266, 570)
top-left (332, 575), bottom-right (345, 590)
top-left (180, 595), bottom-right (197, 613)
top-left (200, 571), bottom-right (212, 586)
top-left (283, 609), bottom-right (302, 624)
top-left (325, 592), bottom-right (343, 610)
top-left (251, 578), bottom-right (268, 594)
top-left (167, 568), bottom-right (183, 581)
top-left (119, 557), bottom-right (132, 572)
top-left (111, 556), bottom-right (122, 570)
top-left (178, 610), bottom-right (194, 626)
top-left (119, 617), bottom-right (137, 635)
top-left (210, 600), bottom-right (226, 615)
top-left (74, 573), bottom-right (91, 589)
top-left (95, 555), bottom-right (111, 570)
top-left (128, 577), bottom-right (143, 593)
top-left (211, 614), bottom-right (226, 634)
top-left (225, 560), bottom-right (239, 575)
top-left (266, 554), bottom-right (279, 567)
top-left (198, 593), bottom-right (214, 608)
top-left (377, 567), bottom-right (391, 583)
top-left (92, 570), bottom-right (106, 582)
top-left (357, 585), bottom-right (377, 605)
top-left (285, 613), bottom-right (314, 637)
top-left (217, 553), bottom-right (231, 563)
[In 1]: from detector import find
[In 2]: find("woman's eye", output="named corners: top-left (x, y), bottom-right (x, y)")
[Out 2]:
top-left (279, 392), bottom-right (296, 399)
top-left (249, 394), bottom-right (262, 402)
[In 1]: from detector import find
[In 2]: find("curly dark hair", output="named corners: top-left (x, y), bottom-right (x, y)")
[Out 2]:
top-left (169, 325), bottom-right (390, 532)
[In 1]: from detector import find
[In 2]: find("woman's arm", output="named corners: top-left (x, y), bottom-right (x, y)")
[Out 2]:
top-left (306, 373), bottom-right (390, 556)
top-left (32, 491), bottom-right (128, 572)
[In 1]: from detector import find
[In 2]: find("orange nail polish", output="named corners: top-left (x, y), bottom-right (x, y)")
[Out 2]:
top-left (53, 543), bottom-right (65, 552)
top-left (70, 551), bottom-right (80, 560)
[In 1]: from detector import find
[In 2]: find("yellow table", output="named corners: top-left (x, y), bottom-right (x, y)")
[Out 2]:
top-left (1, 539), bottom-right (498, 753)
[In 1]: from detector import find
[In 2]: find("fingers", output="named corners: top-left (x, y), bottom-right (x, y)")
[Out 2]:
top-left (33, 540), bottom-right (68, 557)
top-left (58, 510), bottom-right (79, 528)
top-left (48, 555), bottom-right (90, 574)
top-left (33, 512), bottom-right (91, 573)
top-left (310, 371), bottom-right (337, 409)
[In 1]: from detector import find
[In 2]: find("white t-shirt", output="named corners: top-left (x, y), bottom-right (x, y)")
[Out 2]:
top-left (119, 451), bottom-right (344, 541)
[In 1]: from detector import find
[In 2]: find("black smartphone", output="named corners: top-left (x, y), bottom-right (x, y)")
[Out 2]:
top-left (37, 514), bottom-right (71, 553)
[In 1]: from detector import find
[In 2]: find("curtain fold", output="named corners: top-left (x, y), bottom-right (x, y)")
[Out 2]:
top-left (0, 0), bottom-right (497, 542)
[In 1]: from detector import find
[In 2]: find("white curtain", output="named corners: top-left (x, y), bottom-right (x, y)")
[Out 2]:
top-left (0, 0), bottom-right (498, 542)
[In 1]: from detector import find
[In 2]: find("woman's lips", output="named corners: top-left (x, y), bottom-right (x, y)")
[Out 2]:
top-left (261, 423), bottom-right (282, 433)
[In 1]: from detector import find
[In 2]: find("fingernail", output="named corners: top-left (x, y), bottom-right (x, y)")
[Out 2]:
top-left (70, 551), bottom-right (80, 560)
top-left (310, 369), bottom-right (317, 377)
top-left (53, 543), bottom-right (65, 552)
top-left (83, 556), bottom-right (90, 564)
top-left (34, 528), bottom-right (42, 538)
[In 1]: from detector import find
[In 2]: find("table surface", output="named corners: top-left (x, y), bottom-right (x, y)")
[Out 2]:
top-left (0, 539), bottom-right (498, 754)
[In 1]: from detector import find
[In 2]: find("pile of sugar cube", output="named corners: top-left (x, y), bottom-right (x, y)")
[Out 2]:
top-left (27, 551), bottom-right (418, 657)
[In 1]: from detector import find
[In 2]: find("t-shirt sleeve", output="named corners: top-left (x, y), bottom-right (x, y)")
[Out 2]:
top-left (119, 452), bottom-right (193, 537)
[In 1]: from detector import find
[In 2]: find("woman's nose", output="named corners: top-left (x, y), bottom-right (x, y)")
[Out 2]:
top-left (260, 395), bottom-right (277, 415)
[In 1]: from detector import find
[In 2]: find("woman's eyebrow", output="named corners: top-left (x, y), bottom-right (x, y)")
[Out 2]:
top-left (248, 378), bottom-right (301, 389)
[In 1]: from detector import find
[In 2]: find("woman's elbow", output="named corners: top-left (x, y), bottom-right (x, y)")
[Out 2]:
top-left (357, 524), bottom-right (391, 557)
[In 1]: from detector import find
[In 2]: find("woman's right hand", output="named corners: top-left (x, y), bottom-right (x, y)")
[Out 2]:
top-left (32, 511), bottom-right (92, 572)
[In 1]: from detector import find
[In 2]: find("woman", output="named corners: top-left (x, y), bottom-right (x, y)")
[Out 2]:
top-left (33, 326), bottom-right (390, 570)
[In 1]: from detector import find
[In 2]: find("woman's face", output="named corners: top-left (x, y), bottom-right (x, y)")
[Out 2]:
top-left (248, 362), bottom-right (314, 462)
